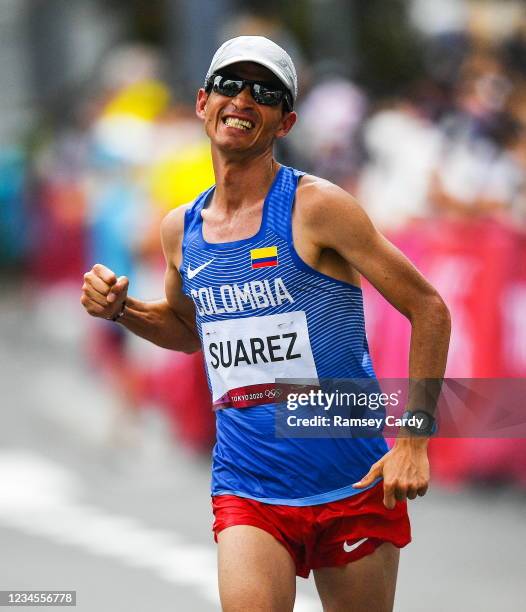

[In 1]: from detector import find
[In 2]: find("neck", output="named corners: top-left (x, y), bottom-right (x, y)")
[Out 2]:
top-left (211, 147), bottom-right (279, 211)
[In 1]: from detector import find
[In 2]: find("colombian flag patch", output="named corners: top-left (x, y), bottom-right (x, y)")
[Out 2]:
top-left (250, 246), bottom-right (278, 269)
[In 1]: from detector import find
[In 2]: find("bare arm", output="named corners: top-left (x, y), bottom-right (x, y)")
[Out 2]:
top-left (81, 205), bottom-right (201, 354)
top-left (297, 178), bottom-right (451, 507)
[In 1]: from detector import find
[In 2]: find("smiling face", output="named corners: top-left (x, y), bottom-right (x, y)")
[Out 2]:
top-left (196, 62), bottom-right (296, 158)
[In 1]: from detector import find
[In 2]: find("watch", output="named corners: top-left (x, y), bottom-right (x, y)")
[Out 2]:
top-left (401, 410), bottom-right (437, 436)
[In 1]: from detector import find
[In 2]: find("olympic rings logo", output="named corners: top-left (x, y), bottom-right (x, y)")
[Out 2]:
top-left (264, 388), bottom-right (282, 399)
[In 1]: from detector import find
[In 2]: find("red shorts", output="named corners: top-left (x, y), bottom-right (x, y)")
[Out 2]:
top-left (212, 482), bottom-right (411, 578)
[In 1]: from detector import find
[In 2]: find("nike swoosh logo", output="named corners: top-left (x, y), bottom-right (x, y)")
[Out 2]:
top-left (343, 537), bottom-right (368, 553)
top-left (187, 259), bottom-right (214, 279)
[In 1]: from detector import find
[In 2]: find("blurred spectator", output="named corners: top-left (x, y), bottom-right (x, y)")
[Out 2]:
top-left (430, 49), bottom-right (516, 220)
top-left (0, 148), bottom-right (27, 269)
top-left (409, 0), bottom-right (470, 87)
top-left (291, 73), bottom-right (367, 190)
top-left (358, 98), bottom-right (441, 230)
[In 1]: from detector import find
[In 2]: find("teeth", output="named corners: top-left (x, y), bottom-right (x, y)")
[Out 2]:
top-left (224, 117), bottom-right (253, 130)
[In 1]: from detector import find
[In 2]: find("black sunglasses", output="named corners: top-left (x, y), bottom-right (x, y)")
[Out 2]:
top-left (205, 73), bottom-right (293, 112)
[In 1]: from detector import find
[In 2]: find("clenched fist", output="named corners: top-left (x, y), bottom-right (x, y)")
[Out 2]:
top-left (81, 263), bottom-right (129, 320)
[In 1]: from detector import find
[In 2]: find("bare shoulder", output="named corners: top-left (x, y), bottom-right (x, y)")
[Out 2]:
top-left (295, 174), bottom-right (373, 242)
top-left (160, 203), bottom-right (192, 262)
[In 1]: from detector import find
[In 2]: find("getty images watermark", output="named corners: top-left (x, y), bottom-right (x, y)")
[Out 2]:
top-left (285, 388), bottom-right (418, 429)
top-left (273, 378), bottom-right (526, 438)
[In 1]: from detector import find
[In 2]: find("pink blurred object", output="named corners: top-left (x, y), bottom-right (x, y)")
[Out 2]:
top-left (364, 219), bottom-right (526, 488)
top-left (148, 351), bottom-right (215, 453)
top-left (29, 181), bottom-right (86, 284)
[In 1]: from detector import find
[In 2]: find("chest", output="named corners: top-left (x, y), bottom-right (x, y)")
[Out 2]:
top-left (201, 201), bottom-right (265, 244)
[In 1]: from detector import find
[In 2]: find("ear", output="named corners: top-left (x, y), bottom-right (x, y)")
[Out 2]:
top-left (196, 88), bottom-right (208, 120)
top-left (275, 111), bottom-right (297, 139)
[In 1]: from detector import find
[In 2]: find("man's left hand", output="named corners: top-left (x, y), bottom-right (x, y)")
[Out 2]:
top-left (352, 437), bottom-right (430, 509)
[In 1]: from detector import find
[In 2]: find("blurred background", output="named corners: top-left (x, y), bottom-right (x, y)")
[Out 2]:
top-left (1, 0), bottom-right (525, 610)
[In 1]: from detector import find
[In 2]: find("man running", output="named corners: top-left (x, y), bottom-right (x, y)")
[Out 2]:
top-left (81, 36), bottom-right (451, 612)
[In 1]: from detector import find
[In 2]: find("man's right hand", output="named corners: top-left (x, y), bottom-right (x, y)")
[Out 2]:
top-left (81, 264), bottom-right (129, 320)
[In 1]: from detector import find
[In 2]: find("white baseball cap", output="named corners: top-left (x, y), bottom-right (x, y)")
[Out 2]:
top-left (205, 36), bottom-right (298, 105)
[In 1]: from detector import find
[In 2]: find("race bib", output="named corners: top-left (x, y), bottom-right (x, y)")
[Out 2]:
top-left (202, 311), bottom-right (318, 408)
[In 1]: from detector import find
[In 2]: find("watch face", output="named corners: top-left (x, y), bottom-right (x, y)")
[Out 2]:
top-left (403, 410), bottom-right (436, 435)
top-left (414, 412), bottom-right (431, 429)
